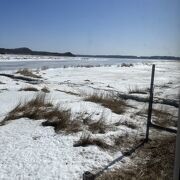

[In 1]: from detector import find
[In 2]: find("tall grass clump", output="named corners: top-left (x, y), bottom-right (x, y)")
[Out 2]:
top-left (1, 93), bottom-right (81, 133)
top-left (16, 68), bottom-right (41, 78)
top-left (73, 134), bottom-right (110, 149)
top-left (128, 86), bottom-right (149, 94)
top-left (84, 92), bottom-right (127, 114)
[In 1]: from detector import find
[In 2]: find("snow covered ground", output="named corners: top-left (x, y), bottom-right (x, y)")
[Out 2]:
top-left (0, 55), bottom-right (179, 179)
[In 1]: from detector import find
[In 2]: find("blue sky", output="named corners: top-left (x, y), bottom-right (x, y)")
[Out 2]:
top-left (0, 0), bottom-right (180, 56)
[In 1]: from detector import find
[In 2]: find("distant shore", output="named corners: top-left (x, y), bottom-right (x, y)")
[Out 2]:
top-left (0, 47), bottom-right (75, 57)
top-left (0, 47), bottom-right (180, 60)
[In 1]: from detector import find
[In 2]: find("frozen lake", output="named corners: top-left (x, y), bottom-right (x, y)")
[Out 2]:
top-left (0, 55), bottom-right (175, 71)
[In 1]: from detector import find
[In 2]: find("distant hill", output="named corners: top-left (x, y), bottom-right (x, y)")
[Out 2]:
top-left (1, 47), bottom-right (179, 60)
top-left (0, 47), bottom-right (75, 57)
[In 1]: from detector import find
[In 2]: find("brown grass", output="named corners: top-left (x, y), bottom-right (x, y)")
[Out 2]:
top-left (76, 111), bottom-right (111, 134)
top-left (73, 134), bottom-right (110, 149)
top-left (87, 112), bottom-right (111, 134)
top-left (41, 86), bottom-right (50, 93)
top-left (88, 119), bottom-right (107, 134)
top-left (1, 93), bottom-right (82, 133)
top-left (1, 93), bottom-right (52, 124)
top-left (42, 109), bottom-right (82, 133)
top-left (97, 136), bottom-right (176, 180)
top-left (113, 132), bottom-right (140, 152)
top-left (133, 106), bottom-right (177, 128)
top-left (152, 108), bottom-right (176, 127)
top-left (128, 86), bottom-right (149, 94)
top-left (120, 121), bottom-right (137, 129)
top-left (135, 107), bottom-right (177, 127)
top-left (19, 86), bottom-right (39, 91)
top-left (16, 68), bottom-right (41, 78)
top-left (84, 93), bottom-right (127, 114)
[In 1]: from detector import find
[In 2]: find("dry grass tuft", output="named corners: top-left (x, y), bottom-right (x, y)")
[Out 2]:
top-left (73, 134), bottom-right (110, 149)
top-left (152, 108), bottom-right (176, 127)
top-left (1, 93), bottom-right (52, 124)
top-left (42, 109), bottom-right (82, 133)
top-left (19, 86), bottom-right (39, 91)
top-left (120, 121), bottom-right (137, 129)
top-left (88, 119), bottom-right (107, 134)
top-left (113, 133), bottom-right (139, 152)
top-left (84, 92), bottom-right (127, 114)
top-left (97, 136), bottom-right (176, 180)
top-left (87, 113), bottom-right (110, 134)
top-left (1, 93), bottom-right (82, 133)
top-left (41, 86), bottom-right (50, 93)
top-left (133, 106), bottom-right (177, 128)
top-left (76, 111), bottom-right (111, 134)
top-left (128, 86), bottom-right (149, 94)
top-left (16, 68), bottom-right (41, 78)
top-left (121, 63), bottom-right (133, 67)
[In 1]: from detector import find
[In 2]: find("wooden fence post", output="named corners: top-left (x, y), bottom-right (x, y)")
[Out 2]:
top-left (145, 64), bottom-right (155, 142)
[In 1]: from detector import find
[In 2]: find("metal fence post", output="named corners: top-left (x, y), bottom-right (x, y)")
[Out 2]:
top-left (145, 64), bottom-right (155, 142)
top-left (83, 171), bottom-right (95, 180)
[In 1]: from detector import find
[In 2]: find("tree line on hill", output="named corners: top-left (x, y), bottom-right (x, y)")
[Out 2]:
top-left (0, 48), bottom-right (75, 57)
top-left (0, 47), bottom-right (179, 60)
